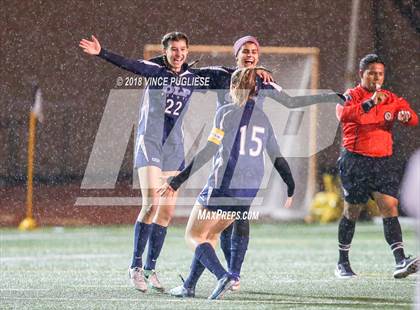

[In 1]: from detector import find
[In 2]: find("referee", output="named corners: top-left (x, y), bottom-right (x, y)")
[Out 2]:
top-left (335, 54), bottom-right (419, 279)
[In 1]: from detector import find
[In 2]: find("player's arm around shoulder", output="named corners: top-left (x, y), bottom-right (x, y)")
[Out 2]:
top-left (192, 66), bottom-right (233, 90)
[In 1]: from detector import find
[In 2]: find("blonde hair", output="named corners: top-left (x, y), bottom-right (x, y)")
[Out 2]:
top-left (230, 67), bottom-right (269, 107)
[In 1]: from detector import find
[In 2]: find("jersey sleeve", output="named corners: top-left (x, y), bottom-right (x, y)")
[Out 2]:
top-left (207, 106), bottom-right (230, 145)
top-left (168, 111), bottom-right (225, 190)
top-left (265, 122), bottom-right (282, 159)
top-left (192, 66), bottom-right (233, 89)
top-left (265, 123), bottom-right (295, 197)
top-left (336, 89), bottom-right (366, 123)
top-left (261, 82), bottom-right (344, 108)
top-left (98, 48), bottom-right (164, 77)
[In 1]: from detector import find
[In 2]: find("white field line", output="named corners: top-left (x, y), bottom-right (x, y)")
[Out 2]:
top-left (0, 253), bottom-right (124, 263)
top-left (0, 289), bottom-right (49, 291)
top-left (1, 233), bottom-right (127, 241)
top-left (0, 296), bottom-right (412, 306)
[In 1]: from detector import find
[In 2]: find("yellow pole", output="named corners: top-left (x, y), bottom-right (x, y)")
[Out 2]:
top-left (18, 111), bottom-right (37, 230)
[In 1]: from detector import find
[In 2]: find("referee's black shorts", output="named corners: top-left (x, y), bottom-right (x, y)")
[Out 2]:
top-left (337, 149), bottom-right (400, 204)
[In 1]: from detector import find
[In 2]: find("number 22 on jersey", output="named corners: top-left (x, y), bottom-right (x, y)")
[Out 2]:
top-left (165, 99), bottom-right (183, 116)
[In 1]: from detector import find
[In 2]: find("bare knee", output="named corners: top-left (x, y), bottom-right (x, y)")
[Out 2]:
top-left (154, 205), bottom-right (175, 226)
top-left (373, 193), bottom-right (399, 218)
top-left (185, 228), bottom-right (208, 251)
top-left (138, 204), bottom-right (157, 223)
top-left (343, 202), bottom-right (362, 221)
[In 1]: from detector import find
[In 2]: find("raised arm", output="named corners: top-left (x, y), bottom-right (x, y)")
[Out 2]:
top-left (192, 66), bottom-right (273, 90)
top-left (260, 82), bottom-right (345, 109)
top-left (79, 35), bottom-right (163, 77)
top-left (192, 66), bottom-right (233, 89)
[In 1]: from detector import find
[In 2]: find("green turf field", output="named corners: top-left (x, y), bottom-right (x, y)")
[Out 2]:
top-left (1, 223), bottom-right (418, 309)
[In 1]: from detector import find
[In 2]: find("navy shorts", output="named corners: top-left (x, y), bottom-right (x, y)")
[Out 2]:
top-left (197, 187), bottom-right (252, 213)
top-left (338, 149), bottom-right (400, 204)
top-left (135, 135), bottom-right (185, 171)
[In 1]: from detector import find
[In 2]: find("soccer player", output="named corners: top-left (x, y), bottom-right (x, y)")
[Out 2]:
top-left (151, 35), bottom-right (343, 294)
top-left (212, 36), bottom-right (343, 291)
top-left (79, 33), bottom-right (272, 293)
top-left (335, 54), bottom-right (419, 279)
top-left (158, 67), bottom-right (295, 299)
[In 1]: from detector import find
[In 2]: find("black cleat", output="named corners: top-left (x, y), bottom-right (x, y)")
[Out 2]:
top-left (208, 274), bottom-right (235, 300)
top-left (394, 256), bottom-right (419, 279)
top-left (335, 262), bottom-right (357, 279)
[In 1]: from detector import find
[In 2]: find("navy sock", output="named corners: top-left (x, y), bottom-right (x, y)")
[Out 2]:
top-left (220, 223), bottom-right (233, 267)
top-left (338, 217), bottom-right (356, 264)
top-left (229, 234), bottom-right (249, 279)
top-left (183, 255), bottom-right (205, 289)
top-left (131, 222), bottom-right (152, 268)
top-left (144, 223), bottom-right (167, 270)
top-left (383, 217), bottom-right (405, 263)
top-left (195, 243), bottom-right (227, 280)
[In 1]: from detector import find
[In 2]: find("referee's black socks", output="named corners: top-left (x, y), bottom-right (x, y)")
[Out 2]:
top-left (383, 217), bottom-right (405, 264)
top-left (338, 217), bottom-right (356, 264)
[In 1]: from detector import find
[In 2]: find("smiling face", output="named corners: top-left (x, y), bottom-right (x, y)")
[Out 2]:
top-left (236, 42), bottom-right (260, 68)
top-left (360, 62), bottom-right (385, 92)
top-left (163, 39), bottom-right (188, 73)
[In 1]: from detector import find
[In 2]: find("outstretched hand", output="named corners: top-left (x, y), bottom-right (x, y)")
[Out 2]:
top-left (79, 35), bottom-right (101, 55)
top-left (283, 196), bottom-right (293, 209)
top-left (156, 182), bottom-right (175, 198)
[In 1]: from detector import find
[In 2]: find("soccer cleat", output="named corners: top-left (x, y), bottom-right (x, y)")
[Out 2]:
top-left (335, 262), bottom-right (357, 279)
top-left (128, 267), bottom-right (148, 292)
top-left (144, 269), bottom-right (165, 292)
top-left (230, 278), bottom-right (240, 291)
top-left (208, 274), bottom-right (235, 300)
top-left (393, 256), bottom-right (419, 279)
top-left (169, 285), bottom-right (195, 298)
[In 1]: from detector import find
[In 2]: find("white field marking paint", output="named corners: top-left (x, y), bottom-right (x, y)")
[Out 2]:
top-left (0, 297), bottom-right (411, 306)
top-left (1, 233), bottom-right (127, 241)
top-left (0, 253), bottom-right (124, 263)
top-left (0, 289), bottom-right (49, 291)
top-left (0, 286), bottom-right (128, 290)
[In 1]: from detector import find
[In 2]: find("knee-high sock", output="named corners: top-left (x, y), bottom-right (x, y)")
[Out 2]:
top-left (144, 223), bottom-right (167, 270)
top-left (229, 234), bottom-right (249, 279)
top-left (338, 217), bottom-right (356, 264)
top-left (131, 222), bottom-right (152, 268)
top-left (229, 218), bottom-right (249, 278)
top-left (220, 223), bottom-right (233, 267)
top-left (195, 243), bottom-right (227, 280)
top-left (383, 217), bottom-right (405, 263)
top-left (183, 255), bottom-right (205, 289)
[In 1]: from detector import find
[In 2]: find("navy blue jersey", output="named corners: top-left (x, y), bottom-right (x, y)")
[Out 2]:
top-left (99, 50), bottom-right (231, 146)
top-left (202, 99), bottom-right (281, 202)
top-left (194, 66), bottom-right (340, 110)
top-left (192, 66), bottom-right (284, 109)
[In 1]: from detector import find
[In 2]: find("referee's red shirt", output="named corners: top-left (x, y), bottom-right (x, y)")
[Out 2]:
top-left (336, 85), bottom-right (418, 157)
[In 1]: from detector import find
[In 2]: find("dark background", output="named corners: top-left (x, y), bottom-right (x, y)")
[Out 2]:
top-left (0, 0), bottom-right (418, 224)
